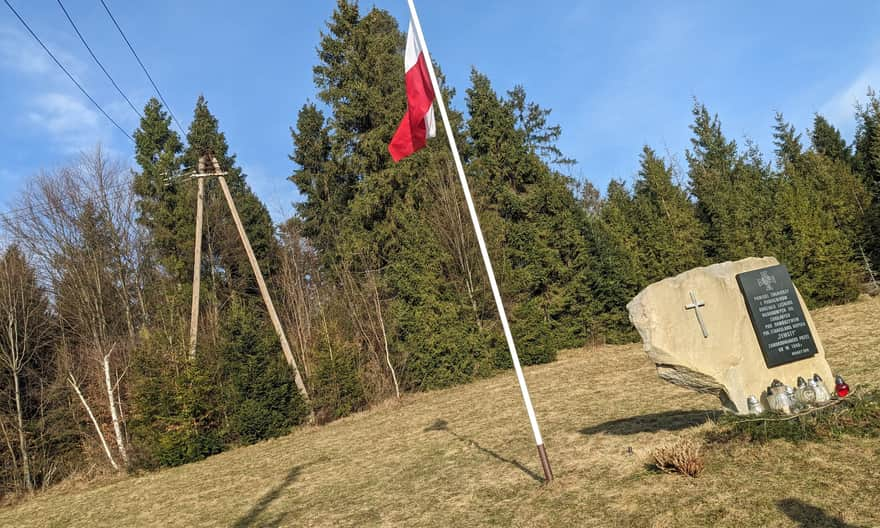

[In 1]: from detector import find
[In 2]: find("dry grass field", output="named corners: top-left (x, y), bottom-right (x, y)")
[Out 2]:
top-left (2, 296), bottom-right (878, 527)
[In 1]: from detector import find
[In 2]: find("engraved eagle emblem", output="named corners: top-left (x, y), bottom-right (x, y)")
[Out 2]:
top-left (757, 270), bottom-right (777, 291)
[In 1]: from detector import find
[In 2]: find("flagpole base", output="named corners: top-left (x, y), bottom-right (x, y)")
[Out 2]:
top-left (537, 444), bottom-right (553, 482)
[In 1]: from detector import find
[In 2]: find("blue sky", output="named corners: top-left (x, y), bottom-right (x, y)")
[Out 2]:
top-left (2, 1), bottom-right (879, 225)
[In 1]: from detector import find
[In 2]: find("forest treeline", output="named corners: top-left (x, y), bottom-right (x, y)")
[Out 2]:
top-left (1, 0), bottom-right (879, 495)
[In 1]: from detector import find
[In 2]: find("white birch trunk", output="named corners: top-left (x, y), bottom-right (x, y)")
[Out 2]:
top-left (102, 349), bottom-right (128, 465)
top-left (13, 369), bottom-right (32, 491)
top-left (372, 278), bottom-right (400, 399)
top-left (68, 374), bottom-right (118, 471)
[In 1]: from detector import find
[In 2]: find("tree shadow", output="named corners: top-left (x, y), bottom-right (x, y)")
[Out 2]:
top-left (777, 498), bottom-right (863, 528)
top-left (232, 465), bottom-right (302, 528)
top-left (579, 410), bottom-right (720, 436)
top-left (424, 419), bottom-right (542, 482)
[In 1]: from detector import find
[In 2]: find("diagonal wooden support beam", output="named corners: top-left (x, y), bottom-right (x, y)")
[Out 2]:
top-left (210, 157), bottom-right (313, 413)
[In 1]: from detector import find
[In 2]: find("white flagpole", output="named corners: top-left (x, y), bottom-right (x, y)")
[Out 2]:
top-left (405, 0), bottom-right (553, 482)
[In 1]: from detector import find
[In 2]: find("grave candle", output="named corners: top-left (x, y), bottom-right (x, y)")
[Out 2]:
top-left (834, 375), bottom-right (850, 398)
top-left (747, 395), bottom-right (764, 415)
top-left (796, 376), bottom-right (816, 405)
top-left (785, 384), bottom-right (803, 412)
top-left (811, 374), bottom-right (830, 403)
top-left (767, 380), bottom-right (792, 414)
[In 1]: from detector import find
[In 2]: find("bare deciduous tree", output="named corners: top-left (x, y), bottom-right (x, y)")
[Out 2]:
top-left (3, 146), bottom-right (141, 470)
top-left (278, 221), bottom-right (317, 380)
top-left (336, 260), bottom-right (400, 400)
top-left (425, 157), bottom-right (486, 329)
top-left (0, 246), bottom-right (53, 491)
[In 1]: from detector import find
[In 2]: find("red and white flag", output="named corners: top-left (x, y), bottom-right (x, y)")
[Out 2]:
top-left (388, 21), bottom-right (436, 162)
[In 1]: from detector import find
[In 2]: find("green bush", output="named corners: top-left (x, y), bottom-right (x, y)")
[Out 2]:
top-left (220, 297), bottom-right (310, 444)
top-left (310, 338), bottom-right (367, 423)
top-left (129, 355), bottom-right (224, 469)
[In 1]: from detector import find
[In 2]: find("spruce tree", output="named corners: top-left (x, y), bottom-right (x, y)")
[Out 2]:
top-left (293, 1), bottom-right (494, 391)
top-left (289, 103), bottom-right (347, 267)
top-left (132, 98), bottom-right (186, 282)
top-left (775, 152), bottom-right (861, 306)
top-left (185, 95), bottom-right (279, 295)
top-left (854, 89), bottom-right (880, 183)
top-left (130, 96), bottom-right (290, 467)
top-left (773, 112), bottom-right (804, 169)
top-left (631, 147), bottom-right (707, 281)
top-left (465, 69), bottom-right (595, 355)
top-left (129, 331), bottom-right (223, 468)
top-left (811, 114), bottom-right (852, 166)
top-left (773, 115), bottom-right (863, 305)
top-left (599, 179), bottom-right (643, 283)
top-left (854, 89), bottom-right (880, 269)
top-left (583, 180), bottom-right (644, 342)
top-left (687, 101), bottom-right (778, 261)
top-left (293, 3), bottom-right (608, 388)
top-left (219, 296), bottom-right (309, 443)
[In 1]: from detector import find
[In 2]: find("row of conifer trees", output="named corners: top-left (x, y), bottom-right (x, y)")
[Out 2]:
top-left (1, 0), bottom-right (878, 494)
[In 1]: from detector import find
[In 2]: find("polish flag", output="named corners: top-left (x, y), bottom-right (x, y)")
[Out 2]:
top-left (388, 21), bottom-right (436, 162)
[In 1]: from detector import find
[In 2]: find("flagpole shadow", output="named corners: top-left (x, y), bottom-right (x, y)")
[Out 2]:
top-left (424, 419), bottom-right (542, 482)
top-left (776, 499), bottom-right (863, 528)
top-left (232, 465), bottom-right (303, 528)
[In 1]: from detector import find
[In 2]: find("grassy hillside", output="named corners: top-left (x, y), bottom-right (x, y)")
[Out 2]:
top-left (3, 297), bottom-right (879, 527)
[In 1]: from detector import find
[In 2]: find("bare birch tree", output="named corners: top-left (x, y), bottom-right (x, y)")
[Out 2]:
top-left (425, 157), bottom-right (486, 329)
top-left (3, 146), bottom-right (141, 469)
top-left (0, 246), bottom-right (53, 491)
top-left (278, 221), bottom-right (319, 380)
top-left (335, 259), bottom-right (400, 400)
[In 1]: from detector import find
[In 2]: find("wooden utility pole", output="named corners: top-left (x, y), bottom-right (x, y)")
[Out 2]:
top-left (188, 158), bottom-right (206, 360)
top-left (187, 155), bottom-right (312, 412)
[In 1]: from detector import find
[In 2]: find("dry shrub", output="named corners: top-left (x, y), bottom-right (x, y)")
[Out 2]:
top-left (650, 439), bottom-right (705, 477)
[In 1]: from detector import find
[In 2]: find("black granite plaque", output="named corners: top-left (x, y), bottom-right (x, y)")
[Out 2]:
top-left (736, 264), bottom-right (817, 368)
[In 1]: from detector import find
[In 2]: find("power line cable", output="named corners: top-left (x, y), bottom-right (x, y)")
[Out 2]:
top-left (3, 0), bottom-right (134, 142)
top-left (98, 0), bottom-right (186, 136)
top-left (0, 181), bottom-right (134, 225)
top-left (55, 0), bottom-right (143, 120)
top-left (0, 164), bottom-right (196, 224)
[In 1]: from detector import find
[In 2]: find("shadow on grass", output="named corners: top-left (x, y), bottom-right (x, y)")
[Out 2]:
top-left (425, 419), bottom-right (542, 482)
top-left (232, 465), bottom-right (302, 528)
top-left (579, 409), bottom-right (720, 436)
top-left (777, 498), bottom-right (863, 528)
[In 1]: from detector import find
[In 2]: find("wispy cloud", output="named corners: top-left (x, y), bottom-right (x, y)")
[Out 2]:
top-left (0, 26), bottom-right (53, 75)
top-left (25, 92), bottom-right (108, 153)
top-left (27, 93), bottom-right (98, 134)
top-left (0, 26), bottom-right (84, 78)
top-left (1, 25), bottom-right (130, 155)
top-left (820, 64), bottom-right (880, 127)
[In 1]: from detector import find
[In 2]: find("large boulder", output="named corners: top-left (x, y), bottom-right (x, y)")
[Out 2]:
top-left (626, 257), bottom-right (834, 414)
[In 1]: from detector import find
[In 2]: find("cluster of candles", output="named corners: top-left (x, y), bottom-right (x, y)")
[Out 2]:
top-left (746, 374), bottom-right (850, 415)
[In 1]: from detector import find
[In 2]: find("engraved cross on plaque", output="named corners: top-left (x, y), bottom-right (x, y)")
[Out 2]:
top-left (684, 290), bottom-right (708, 338)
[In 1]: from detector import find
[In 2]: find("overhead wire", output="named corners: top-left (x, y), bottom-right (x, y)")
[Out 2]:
top-left (55, 0), bottom-right (143, 120)
top-left (98, 0), bottom-right (186, 136)
top-left (3, 0), bottom-right (134, 142)
top-left (0, 180), bottom-right (135, 226)
top-left (0, 165), bottom-right (197, 226)
top-left (2, 2), bottom-right (195, 239)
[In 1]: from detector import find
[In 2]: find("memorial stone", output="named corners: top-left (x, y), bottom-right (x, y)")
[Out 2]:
top-left (627, 257), bottom-right (834, 414)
